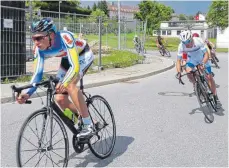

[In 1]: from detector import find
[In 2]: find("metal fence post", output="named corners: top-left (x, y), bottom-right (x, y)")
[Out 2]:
top-left (118, 0), bottom-right (121, 50)
top-left (29, 0), bottom-right (33, 65)
top-left (98, 16), bottom-right (102, 71)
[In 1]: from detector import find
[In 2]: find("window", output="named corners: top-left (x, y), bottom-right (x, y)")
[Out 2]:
top-left (162, 30), bottom-right (166, 35)
top-left (167, 30), bottom-right (171, 35)
top-left (177, 30), bottom-right (181, 35)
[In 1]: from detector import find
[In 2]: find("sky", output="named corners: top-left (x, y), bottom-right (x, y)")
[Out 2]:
top-left (80, 0), bottom-right (212, 15)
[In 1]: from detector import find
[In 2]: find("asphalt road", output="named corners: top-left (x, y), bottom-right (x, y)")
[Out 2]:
top-left (1, 51), bottom-right (228, 167)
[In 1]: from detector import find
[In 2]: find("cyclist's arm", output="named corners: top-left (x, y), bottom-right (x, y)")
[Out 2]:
top-left (205, 44), bottom-right (211, 58)
top-left (176, 43), bottom-right (183, 73)
top-left (60, 33), bottom-right (80, 87)
top-left (200, 42), bottom-right (209, 64)
top-left (26, 48), bottom-right (44, 96)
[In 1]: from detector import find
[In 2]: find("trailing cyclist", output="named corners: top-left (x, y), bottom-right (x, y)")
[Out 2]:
top-left (16, 17), bottom-right (95, 138)
top-left (156, 35), bottom-right (165, 50)
top-left (176, 30), bottom-right (221, 108)
top-left (205, 38), bottom-right (219, 63)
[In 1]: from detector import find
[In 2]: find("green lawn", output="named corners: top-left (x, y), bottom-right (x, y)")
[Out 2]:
top-left (93, 49), bottom-right (144, 69)
top-left (80, 33), bottom-right (228, 53)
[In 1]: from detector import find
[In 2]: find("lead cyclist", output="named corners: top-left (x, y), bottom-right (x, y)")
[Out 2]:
top-left (16, 18), bottom-right (95, 138)
top-left (176, 30), bottom-right (221, 108)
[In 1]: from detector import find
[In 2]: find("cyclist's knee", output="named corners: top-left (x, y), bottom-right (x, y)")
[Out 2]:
top-left (55, 94), bottom-right (68, 106)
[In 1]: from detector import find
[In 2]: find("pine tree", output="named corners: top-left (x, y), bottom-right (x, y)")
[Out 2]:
top-left (92, 2), bottom-right (97, 11)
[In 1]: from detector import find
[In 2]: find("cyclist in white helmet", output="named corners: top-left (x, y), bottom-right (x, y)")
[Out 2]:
top-left (176, 30), bottom-right (221, 108)
top-left (133, 35), bottom-right (139, 46)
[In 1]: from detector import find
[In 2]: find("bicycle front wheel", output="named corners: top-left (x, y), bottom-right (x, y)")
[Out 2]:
top-left (195, 82), bottom-right (214, 123)
top-left (16, 108), bottom-right (69, 167)
top-left (87, 95), bottom-right (116, 159)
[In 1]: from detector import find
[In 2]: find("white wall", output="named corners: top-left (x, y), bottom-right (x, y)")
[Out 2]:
top-left (217, 27), bottom-right (229, 48)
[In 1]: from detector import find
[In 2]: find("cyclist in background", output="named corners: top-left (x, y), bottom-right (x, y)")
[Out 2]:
top-left (133, 35), bottom-right (140, 46)
top-left (156, 35), bottom-right (165, 49)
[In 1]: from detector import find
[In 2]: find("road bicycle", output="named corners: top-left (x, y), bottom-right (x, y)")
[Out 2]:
top-left (210, 49), bottom-right (220, 69)
top-left (11, 76), bottom-right (116, 167)
top-left (177, 64), bottom-right (218, 123)
top-left (158, 44), bottom-right (171, 57)
top-left (135, 41), bottom-right (146, 54)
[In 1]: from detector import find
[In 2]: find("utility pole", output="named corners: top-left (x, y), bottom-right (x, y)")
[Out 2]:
top-left (118, 0), bottom-right (121, 50)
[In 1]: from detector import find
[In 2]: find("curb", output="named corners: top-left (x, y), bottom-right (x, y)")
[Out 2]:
top-left (1, 57), bottom-right (175, 104)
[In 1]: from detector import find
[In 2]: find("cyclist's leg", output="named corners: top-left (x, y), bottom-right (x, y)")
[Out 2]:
top-left (55, 59), bottom-right (78, 113)
top-left (205, 63), bottom-right (217, 95)
top-left (185, 62), bottom-right (196, 85)
top-left (204, 63), bottom-right (221, 107)
top-left (66, 49), bottom-right (94, 119)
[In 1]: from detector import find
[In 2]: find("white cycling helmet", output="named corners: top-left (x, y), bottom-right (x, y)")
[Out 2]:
top-left (179, 30), bottom-right (192, 44)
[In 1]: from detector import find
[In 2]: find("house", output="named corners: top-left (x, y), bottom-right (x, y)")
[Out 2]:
top-left (154, 13), bottom-right (217, 39)
top-left (216, 27), bottom-right (229, 48)
top-left (107, 2), bottom-right (139, 20)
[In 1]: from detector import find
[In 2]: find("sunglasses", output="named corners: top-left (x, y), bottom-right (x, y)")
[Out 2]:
top-left (182, 38), bottom-right (192, 45)
top-left (32, 34), bottom-right (48, 41)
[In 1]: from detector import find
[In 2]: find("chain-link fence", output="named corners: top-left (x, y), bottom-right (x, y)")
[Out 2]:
top-left (1, 3), bottom-right (146, 78)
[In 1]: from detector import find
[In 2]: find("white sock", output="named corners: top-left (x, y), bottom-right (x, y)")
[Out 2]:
top-left (82, 116), bottom-right (92, 125)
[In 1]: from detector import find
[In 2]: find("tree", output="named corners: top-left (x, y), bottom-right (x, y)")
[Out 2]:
top-left (134, 1), bottom-right (173, 34)
top-left (92, 2), bottom-right (97, 11)
top-left (206, 1), bottom-right (228, 29)
top-left (97, 1), bottom-right (109, 17)
top-left (187, 15), bottom-right (194, 20)
top-left (87, 5), bottom-right (91, 10)
top-left (90, 9), bottom-right (108, 23)
top-left (179, 14), bottom-right (187, 20)
top-left (25, 0), bottom-right (91, 14)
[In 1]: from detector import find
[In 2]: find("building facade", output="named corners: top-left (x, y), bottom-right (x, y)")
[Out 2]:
top-left (154, 13), bottom-right (217, 39)
top-left (107, 3), bottom-right (139, 20)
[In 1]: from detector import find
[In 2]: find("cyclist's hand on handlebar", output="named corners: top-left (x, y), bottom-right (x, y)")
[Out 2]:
top-left (16, 93), bottom-right (30, 104)
top-left (56, 82), bottom-right (67, 94)
top-left (200, 63), bottom-right (205, 70)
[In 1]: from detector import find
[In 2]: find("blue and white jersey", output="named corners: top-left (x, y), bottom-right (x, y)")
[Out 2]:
top-left (177, 37), bottom-right (207, 65)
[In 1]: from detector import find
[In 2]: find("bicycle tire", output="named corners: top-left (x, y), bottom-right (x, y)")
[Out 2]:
top-left (211, 57), bottom-right (220, 69)
top-left (159, 48), bottom-right (164, 56)
top-left (195, 82), bottom-right (214, 123)
top-left (87, 95), bottom-right (116, 159)
top-left (164, 48), bottom-right (171, 57)
top-left (16, 108), bottom-right (69, 167)
top-left (201, 75), bottom-right (217, 112)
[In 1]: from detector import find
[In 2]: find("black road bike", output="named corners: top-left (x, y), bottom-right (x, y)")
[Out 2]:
top-left (159, 44), bottom-right (171, 57)
top-left (12, 76), bottom-right (116, 167)
top-left (177, 65), bottom-right (218, 123)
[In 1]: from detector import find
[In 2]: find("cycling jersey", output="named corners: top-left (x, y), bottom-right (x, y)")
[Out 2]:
top-left (157, 36), bottom-right (163, 46)
top-left (27, 30), bottom-right (93, 96)
top-left (133, 37), bottom-right (139, 45)
top-left (177, 37), bottom-right (211, 73)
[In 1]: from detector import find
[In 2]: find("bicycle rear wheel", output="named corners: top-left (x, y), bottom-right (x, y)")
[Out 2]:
top-left (159, 48), bottom-right (164, 56)
top-left (202, 75), bottom-right (217, 112)
top-left (195, 82), bottom-right (214, 123)
top-left (211, 56), bottom-right (220, 69)
top-left (16, 109), bottom-right (69, 167)
top-left (87, 95), bottom-right (116, 159)
top-left (164, 48), bottom-right (171, 57)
